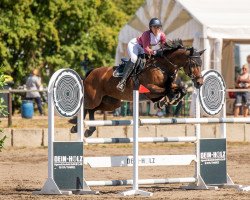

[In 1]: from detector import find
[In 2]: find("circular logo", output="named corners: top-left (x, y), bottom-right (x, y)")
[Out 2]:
top-left (199, 70), bottom-right (225, 115)
top-left (52, 69), bottom-right (83, 117)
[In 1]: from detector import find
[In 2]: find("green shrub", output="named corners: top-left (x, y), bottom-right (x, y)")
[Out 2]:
top-left (0, 73), bottom-right (7, 151)
top-left (0, 135), bottom-right (7, 152)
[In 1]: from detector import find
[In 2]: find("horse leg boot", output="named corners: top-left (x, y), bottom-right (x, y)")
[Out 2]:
top-left (70, 109), bottom-right (89, 133)
top-left (84, 109), bottom-right (96, 137)
top-left (156, 87), bottom-right (187, 109)
top-left (116, 60), bottom-right (134, 92)
top-left (171, 87), bottom-right (187, 105)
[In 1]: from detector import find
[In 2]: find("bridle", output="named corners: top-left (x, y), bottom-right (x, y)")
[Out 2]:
top-left (159, 48), bottom-right (202, 80)
top-left (185, 55), bottom-right (203, 80)
top-left (144, 46), bottom-right (203, 82)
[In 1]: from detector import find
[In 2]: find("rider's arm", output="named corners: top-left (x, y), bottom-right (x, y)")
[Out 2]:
top-left (160, 32), bottom-right (166, 44)
top-left (138, 31), bottom-right (154, 55)
top-left (154, 32), bottom-right (166, 56)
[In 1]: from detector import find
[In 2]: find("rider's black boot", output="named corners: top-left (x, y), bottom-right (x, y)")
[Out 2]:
top-left (116, 60), bottom-right (134, 92)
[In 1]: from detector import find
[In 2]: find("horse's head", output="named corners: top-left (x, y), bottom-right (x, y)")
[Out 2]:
top-left (183, 47), bottom-right (205, 88)
top-left (159, 40), bottom-right (205, 89)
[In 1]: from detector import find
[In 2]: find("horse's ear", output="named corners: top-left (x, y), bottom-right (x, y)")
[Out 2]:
top-left (199, 49), bottom-right (206, 56)
top-left (186, 47), bottom-right (194, 56)
top-left (190, 47), bottom-right (194, 56)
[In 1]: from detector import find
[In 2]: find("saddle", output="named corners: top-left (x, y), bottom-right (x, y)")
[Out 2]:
top-left (113, 54), bottom-right (146, 78)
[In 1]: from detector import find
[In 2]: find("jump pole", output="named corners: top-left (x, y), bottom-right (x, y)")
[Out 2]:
top-left (121, 89), bottom-right (153, 196)
top-left (85, 117), bottom-right (250, 126)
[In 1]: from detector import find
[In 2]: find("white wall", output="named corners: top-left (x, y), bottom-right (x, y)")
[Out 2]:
top-left (239, 44), bottom-right (250, 67)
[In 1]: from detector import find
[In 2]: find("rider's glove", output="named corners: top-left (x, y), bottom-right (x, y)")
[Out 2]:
top-left (154, 49), bottom-right (164, 57)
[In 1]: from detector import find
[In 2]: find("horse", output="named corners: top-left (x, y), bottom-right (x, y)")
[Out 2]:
top-left (71, 39), bottom-right (205, 137)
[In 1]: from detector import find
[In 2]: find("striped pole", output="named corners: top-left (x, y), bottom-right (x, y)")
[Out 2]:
top-left (85, 136), bottom-right (197, 144)
top-left (87, 177), bottom-right (196, 186)
top-left (84, 117), bottom-right (250, 126)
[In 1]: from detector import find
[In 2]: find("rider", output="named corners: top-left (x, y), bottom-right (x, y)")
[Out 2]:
top-left (116, 17), bottom-right (166, 92)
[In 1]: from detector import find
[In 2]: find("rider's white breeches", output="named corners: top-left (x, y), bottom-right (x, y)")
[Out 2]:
top-left (127, 38), bottom-right (144, 63)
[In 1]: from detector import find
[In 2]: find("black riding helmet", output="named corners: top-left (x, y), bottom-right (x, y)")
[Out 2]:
top-left (149, 18), bottom-right (162, 28)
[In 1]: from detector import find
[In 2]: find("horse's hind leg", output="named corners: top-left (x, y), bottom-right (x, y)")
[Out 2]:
top-left (84, 109), bottom-right (96, 137)
top-left (95, 96), bottom-right (122, 111)
top-left (84, 97), bottom-right (121, 137)
top-left (69, 108), bottom-right (88, 125)
top-left (70, 97), bottom-right (121, 137)
top-left (70, 109), bottom-right (92, 133)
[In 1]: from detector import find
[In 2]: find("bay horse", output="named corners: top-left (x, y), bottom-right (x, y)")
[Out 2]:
top-left (71, 39), bottom-right (205, 137)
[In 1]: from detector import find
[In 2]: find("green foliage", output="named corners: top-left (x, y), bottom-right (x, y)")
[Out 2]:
top-left (178, 70), bottom-right (190, 82)
top-left (0, 72), bottom-right (7, 152)
top-left (112, 0), bottom-right (144, 16)
top-left (0, 74), bottom-right (8, 116)
top-left (0, 135), bottom-right (7, 152)
top-left (0, 0), bottom-right (144, 85)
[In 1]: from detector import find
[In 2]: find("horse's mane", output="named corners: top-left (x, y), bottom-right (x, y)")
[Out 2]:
top-left (163, 39), bottom-right (184, 51)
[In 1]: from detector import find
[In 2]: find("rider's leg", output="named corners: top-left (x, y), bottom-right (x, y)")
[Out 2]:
top-left (116, 38), bottom-right (140, 92)
top-left (116, 60), bottom-right (135, 92)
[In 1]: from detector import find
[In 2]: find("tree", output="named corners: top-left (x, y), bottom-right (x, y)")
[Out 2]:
top-left (0, 0), bottom-right (143, 85)
top-left (113, 0), bottom-right (144, 16)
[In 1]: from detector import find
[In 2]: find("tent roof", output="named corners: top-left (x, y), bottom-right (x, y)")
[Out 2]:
top-left (177, 0), bottom-right (250, 28)
top-left (118, 0), bottom-right (250, 43)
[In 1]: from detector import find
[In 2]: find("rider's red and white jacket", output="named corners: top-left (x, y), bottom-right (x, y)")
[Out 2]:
top-left (137, 30), bottom-right (166, 55)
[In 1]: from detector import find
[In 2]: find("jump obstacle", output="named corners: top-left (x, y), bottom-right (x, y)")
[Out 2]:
top-left (34, 69), bottom-right (250, 196)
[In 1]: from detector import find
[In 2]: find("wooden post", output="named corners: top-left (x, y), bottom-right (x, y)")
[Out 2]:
top-left (8, 91), bottom-right (12, 127)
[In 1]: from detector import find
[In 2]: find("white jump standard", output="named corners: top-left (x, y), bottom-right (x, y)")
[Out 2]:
top-left (33, 69), bottom-right (97, 195)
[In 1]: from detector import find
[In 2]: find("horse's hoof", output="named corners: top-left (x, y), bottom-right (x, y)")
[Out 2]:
top-left (84, 129), bottom-right (94, 138)
top-left (70, 125), bottom-right (77, 133)
top-left (68, 117), bottom-right (77, 124)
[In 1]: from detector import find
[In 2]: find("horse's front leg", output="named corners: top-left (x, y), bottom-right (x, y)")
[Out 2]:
top-left (144, 84), bottom-right (172, 109)
top-left (171, 85), bottom-right (187, 105)
top-left (156, 85), bottom-right (187, 109)
top-left (145, 84), bottom-right (167, 98)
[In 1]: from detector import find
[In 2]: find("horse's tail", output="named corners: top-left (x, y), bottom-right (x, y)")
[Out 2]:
top-left (82, 69), bottom-right (94, 81)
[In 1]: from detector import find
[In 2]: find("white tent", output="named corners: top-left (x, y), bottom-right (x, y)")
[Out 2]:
top-left (115, 0), bottom-right (250, 88)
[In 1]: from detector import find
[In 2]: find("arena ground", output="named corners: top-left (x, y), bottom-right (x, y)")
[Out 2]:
top-left (0, 143), bottom-right (249, 200)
